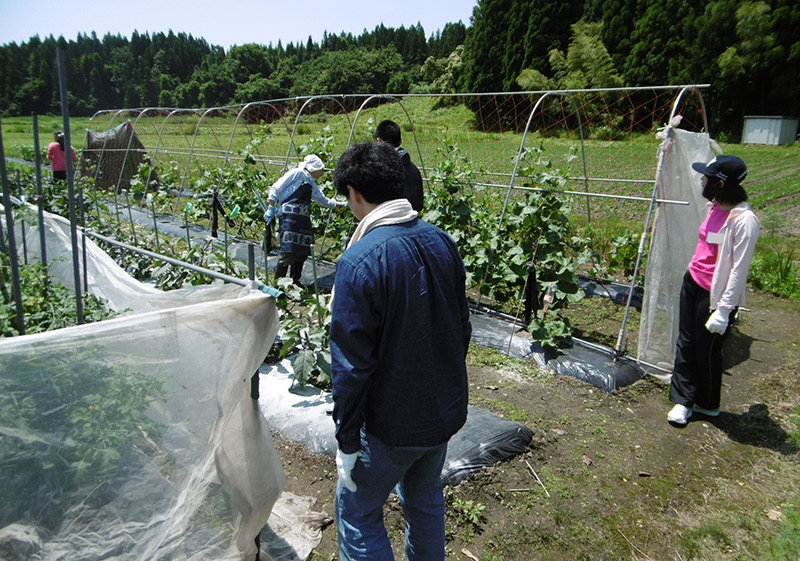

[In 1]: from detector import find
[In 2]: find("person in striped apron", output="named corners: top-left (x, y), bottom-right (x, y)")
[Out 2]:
top-left (264, 154), bottom-right (347, 286)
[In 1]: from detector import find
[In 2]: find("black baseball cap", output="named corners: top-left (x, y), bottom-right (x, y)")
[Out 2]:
top-left (691, 155), bottom-right (748, 183)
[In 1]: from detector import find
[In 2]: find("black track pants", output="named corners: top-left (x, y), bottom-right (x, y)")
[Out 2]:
top-left (669, 271), bottom-right (735, 411)
top-left (276, 252), bottom-right (307, 285)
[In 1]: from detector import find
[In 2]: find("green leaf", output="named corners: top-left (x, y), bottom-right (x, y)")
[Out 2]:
top-left (292, 350), bottom-right (317, 388)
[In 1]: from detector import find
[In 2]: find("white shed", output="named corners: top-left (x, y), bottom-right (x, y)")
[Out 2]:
top-left (742, 116), bottom-right (798, 145)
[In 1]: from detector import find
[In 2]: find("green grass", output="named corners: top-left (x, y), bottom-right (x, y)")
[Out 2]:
top-left (765, 498), bottom-right (800, 560)
top-left (2, 98), bottom-right (797, 213)
top-left (469, 395), bottom-right (531, 424)
top-left (749, 239), bottom-right (800, 300)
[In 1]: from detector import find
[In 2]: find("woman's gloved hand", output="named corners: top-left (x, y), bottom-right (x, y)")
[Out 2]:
top-left (705, 309), bottom-right (730, 335)
top-left (336, 449), bottom-right (358, 492)
top-left (264, 206), bottom-right (276, 224)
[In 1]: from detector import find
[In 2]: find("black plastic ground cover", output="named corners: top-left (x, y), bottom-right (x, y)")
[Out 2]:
top-left (469, 310), bottom-right (644, 393)
top-left (442, 405), bottom-right (534, 486)
top-left (68, 208), bottom-right (639, 491)
top-left (578, 274), bottom-right (643, 310)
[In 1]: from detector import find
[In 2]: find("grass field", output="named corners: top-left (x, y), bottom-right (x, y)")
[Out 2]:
top-left (3, 98), bottom-right (797, 212)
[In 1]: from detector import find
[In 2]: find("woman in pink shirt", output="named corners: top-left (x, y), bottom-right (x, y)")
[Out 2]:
top-left (667, 155), bottom-right (760, 426)
top-left (46, 130), bottom-right (77, 182)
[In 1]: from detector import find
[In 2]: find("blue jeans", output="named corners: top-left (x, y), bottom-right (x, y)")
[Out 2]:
top-left (336, 431), bottom-right (448, 561)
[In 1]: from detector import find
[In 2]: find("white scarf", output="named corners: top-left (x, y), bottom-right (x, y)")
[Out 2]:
top-left (328, 199), bottom-right (417, 309)
top-left (346, 199), bottom-right (418, 249)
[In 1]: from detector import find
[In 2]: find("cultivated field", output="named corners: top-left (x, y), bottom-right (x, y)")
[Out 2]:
top-left (2, 95), bottom-right (799, 560)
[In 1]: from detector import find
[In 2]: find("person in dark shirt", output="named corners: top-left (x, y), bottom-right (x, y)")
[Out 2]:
top-left (375, 120), bottom-right (424, 212)
top-left (330, 142), bottom-right (471, 561)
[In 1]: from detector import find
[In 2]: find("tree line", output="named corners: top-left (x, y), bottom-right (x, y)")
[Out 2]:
top-left (464, 0), bottom-right (799, 138)
top-left (1, 0), bottom-right (797, 138)
top-left (0, 23), bottom-right (466, 117)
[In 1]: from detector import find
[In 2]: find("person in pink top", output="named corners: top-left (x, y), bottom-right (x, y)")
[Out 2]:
top-left (668, 155), bottom-right (760, 426)
top-left (46, 130), bottom-right (77, 182)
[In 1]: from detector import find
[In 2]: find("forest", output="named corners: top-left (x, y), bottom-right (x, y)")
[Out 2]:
top-left (0, 0), bottom-right (798, 139)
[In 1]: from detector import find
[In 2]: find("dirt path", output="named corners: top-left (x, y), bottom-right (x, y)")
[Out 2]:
top-left (275, 289), bottom-right (800, 560)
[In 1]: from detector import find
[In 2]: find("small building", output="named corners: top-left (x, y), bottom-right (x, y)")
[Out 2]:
top-left (742, 116), bottom-right (799, 145)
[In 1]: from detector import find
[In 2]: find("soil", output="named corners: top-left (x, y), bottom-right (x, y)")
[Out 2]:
top-left (272, 289), bottom-right (800, 561)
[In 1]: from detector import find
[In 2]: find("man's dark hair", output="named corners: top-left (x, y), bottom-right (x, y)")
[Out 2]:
top-left (375, 120), bottom-right (401, 147)
top-left (333, 142), bottom-right (405, 204)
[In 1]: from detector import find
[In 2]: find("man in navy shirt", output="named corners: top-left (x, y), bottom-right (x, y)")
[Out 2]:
top-left (330, 142), bottom-right (471, 561)
top-left (375, 120), bottom-right (424, 212)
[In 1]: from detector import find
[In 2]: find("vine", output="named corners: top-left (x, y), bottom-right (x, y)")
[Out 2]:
top-left (424, 140), bottom-right (586, 350)
top-left (268, 279), bottom-right (334, 390)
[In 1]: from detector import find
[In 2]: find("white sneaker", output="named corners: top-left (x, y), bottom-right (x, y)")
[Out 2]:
top-left (668, 404), bottom-right (692, 425)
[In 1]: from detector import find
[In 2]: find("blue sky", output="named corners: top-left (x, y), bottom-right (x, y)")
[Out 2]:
top-left (0, 0), bottom-right (476, 49)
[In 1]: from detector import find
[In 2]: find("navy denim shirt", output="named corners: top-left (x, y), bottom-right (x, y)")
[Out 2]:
top-left (330, 218), bottom-right (472, 454)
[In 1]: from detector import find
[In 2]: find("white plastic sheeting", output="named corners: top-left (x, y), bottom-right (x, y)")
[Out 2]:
top-left (0, 290), bottom-right (285, 560)
top-left (1, 208), bottom-right (290, 560)
top-left (258, 362), bottom-right (337, 457)
top-left (28, 210), bottom-right (245, 314)
top-left (637, 128), bottom-right (714, 371)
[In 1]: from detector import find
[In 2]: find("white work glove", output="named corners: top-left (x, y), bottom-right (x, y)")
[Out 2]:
top-left (705, 309), bottom-right (730, 335)
top-left (337, 200), bottom-right (349, 208)
top-left (336, 449), bottom-right (358, 492)
top-left (264, 206), bottom-right (276, 224)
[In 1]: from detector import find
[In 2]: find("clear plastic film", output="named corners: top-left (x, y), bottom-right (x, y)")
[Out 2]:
top-left (19, 208), bottom-right (244, 314)
top-left (1, 207), bottom-right (287, 560)
top-left (637, 128), bottom-right (714, 371)
top-left (0, 291), bottom-right (284, 560)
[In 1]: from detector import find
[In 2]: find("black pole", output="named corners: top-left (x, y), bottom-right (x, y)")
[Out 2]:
top-left (0, 200), bottom-right (5, 254)
top-left (78, 164), bottom-right (88, 294)
top-left (250, 371), bottom-right (260, 400)
top-left (32, 114), bottom-right (48, 271)
top-left (57, 47), bottom-right (83, 324)
top-left (0, 118), bottom-right (26, 334)
top-left (248, 243), bottom-right (255, 281)
top-left (150, 194), bottom-right (160, 249)
top-left (124, 189), bottom-right (137, 245)
top-left (523, 262), bottom-right (539, 326)
top-left (211, 191), bottom-right (219, 238)
top-left (183, 202), bottom-right (192, 250)
top-left (263, 223), bottom-right (272, 284)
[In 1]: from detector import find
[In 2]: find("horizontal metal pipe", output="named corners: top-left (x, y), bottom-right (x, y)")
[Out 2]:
top-left (457, 180), bottom-right (688, 205)
top-left (82, 228), bottom-right (281, 298)
top-left (451, 169), bottom-right (655, 185)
